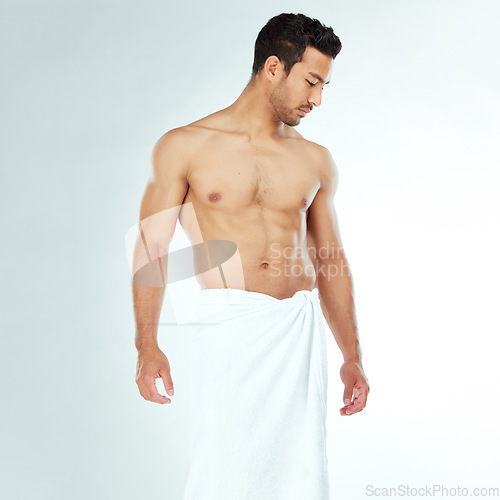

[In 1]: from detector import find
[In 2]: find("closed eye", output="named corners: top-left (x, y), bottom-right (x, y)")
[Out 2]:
top-left (306, 80), bottom-right (325, 90)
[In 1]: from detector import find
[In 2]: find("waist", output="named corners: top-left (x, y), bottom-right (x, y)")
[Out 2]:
top-left (198, 286), bottom-right (319, 302)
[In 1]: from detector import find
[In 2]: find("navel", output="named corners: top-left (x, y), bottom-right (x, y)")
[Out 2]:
top-left (261, 262), bottom-right (269, 269)
top-left (301, 197), bottom-right (307, 207)
top-left (208, 192), bottom-right (222, 202)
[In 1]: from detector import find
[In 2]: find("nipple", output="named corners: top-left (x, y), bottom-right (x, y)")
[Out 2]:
top-left (208, 192), bottom-right (221, 202)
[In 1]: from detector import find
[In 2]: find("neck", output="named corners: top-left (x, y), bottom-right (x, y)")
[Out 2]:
top-left (226, 75), bottom-right (287, 140)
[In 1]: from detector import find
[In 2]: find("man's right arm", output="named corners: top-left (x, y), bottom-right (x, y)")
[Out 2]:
top-left (132, 128), bottom-right (189, 404)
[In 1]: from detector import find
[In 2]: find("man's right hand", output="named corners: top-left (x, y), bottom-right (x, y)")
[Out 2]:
top-left (135, 345), bottom-right (174, 404)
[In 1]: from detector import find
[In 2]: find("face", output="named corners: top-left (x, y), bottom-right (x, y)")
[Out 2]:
top-left (268, 46), bottom-right (333, 126)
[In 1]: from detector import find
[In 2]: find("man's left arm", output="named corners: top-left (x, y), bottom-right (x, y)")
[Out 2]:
top-left (307, 145), bottom-right (370, 416)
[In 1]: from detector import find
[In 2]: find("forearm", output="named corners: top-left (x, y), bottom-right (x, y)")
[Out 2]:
top-left (316, 258), bottom-right (362, 363)
top-left (131, 222), bottom-right (171, 353)
top-left (133, 282), bottom-right (165, 351)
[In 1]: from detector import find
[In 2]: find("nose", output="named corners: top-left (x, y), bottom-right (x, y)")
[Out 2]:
top-left (308, 86), bottom-right (322, 108)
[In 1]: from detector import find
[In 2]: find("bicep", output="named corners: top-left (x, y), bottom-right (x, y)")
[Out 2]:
top-left (139, 129), bottom-right (190, 257)
top-left (307, 148), bottom-right (345, 260)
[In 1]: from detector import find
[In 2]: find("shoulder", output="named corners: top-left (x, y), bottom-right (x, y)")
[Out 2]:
top-left (286, 128), bottom-right (337, 169)
top-left (152, 124), bottom-right (206, 157)
top-left (282, 129), bottom-right (339, 192)
top-left (154, 110), bottom-right (235, 154)
top-left (305, 140), bottom-right (339, 195)
top-left (150, 124), bottom-right (213, 181)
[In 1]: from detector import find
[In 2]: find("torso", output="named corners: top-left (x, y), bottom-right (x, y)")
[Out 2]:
top-left (177, 110), bottom-right (323, 300)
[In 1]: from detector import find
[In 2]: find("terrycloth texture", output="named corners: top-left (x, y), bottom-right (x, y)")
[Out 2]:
top-left (183, 287), bottom-right (330, 500)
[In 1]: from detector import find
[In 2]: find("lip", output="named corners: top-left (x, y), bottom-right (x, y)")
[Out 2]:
top-left (298, 108), bottom-right (310, 116)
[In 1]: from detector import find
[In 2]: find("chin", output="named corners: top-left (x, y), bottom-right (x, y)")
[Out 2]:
top-left (282, 115), bottom-right (299, 127)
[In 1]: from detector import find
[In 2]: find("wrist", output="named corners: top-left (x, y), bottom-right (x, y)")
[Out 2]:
top-left (342, 343), bottom-right (362, 364)
top-left (343, 356), bottom-right (362, 365)
top-left (135, 336), bottom-right (159, 353)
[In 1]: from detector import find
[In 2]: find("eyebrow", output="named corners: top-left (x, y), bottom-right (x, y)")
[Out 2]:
top-left (308, 72), bottom-right (330, 84)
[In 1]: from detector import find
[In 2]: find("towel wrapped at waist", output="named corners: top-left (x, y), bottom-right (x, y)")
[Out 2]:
top-left (183, 287), bottom-right (330, 500)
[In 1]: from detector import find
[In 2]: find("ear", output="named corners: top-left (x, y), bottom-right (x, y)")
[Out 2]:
top-left (263, 55), bottom-right (283, 81)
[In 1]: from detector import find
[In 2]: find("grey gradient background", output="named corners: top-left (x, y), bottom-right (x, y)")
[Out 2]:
top-left (1, 1), bottom-right (499, 499)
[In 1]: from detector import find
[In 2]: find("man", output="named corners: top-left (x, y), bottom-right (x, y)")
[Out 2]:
top-left (132, 12), bottom-right (369, 500)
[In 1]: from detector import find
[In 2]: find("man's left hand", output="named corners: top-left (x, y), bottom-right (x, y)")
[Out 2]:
top-left (339, 360), bottom-right (370, 416)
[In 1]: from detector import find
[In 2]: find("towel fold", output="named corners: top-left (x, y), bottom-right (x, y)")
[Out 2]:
top-left (183, 287), bottom-right (330, 500)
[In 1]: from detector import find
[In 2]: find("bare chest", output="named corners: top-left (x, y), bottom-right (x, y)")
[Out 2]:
top-left (186, 136), bottom-right (321, 212)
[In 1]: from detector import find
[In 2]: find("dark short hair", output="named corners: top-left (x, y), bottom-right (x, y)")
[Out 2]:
top-left (251, 13), bottom-right (342, 78)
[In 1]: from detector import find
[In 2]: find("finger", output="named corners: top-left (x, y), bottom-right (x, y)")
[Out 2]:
top-left (340, 392), bottom-right (367, 415)
top-left (343, 384), bottom-right (354, 406)
top-left (339, 406), bottom-right (355, 416)
top-left (151, 392), bottom-right (170, 404)
top-left (160, 370), bottom-right (174, 397)
top-left (345, 395), bottom-right (367, 415)
top-left (139, 376), bottom-right (170, 404)
top-left (345, 404), bottom-right (364, 415)
top-left (340, 395), bottom-right (358, 410)
top-left (339, 402), bottom-right (354, 415)
top-left (352, 387), bottom-right (368, 408)
top-left (148, 376), bottom-right (171, 404)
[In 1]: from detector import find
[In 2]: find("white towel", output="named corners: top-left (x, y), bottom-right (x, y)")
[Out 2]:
top-left (183, 287), bottom-right (330, 500)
